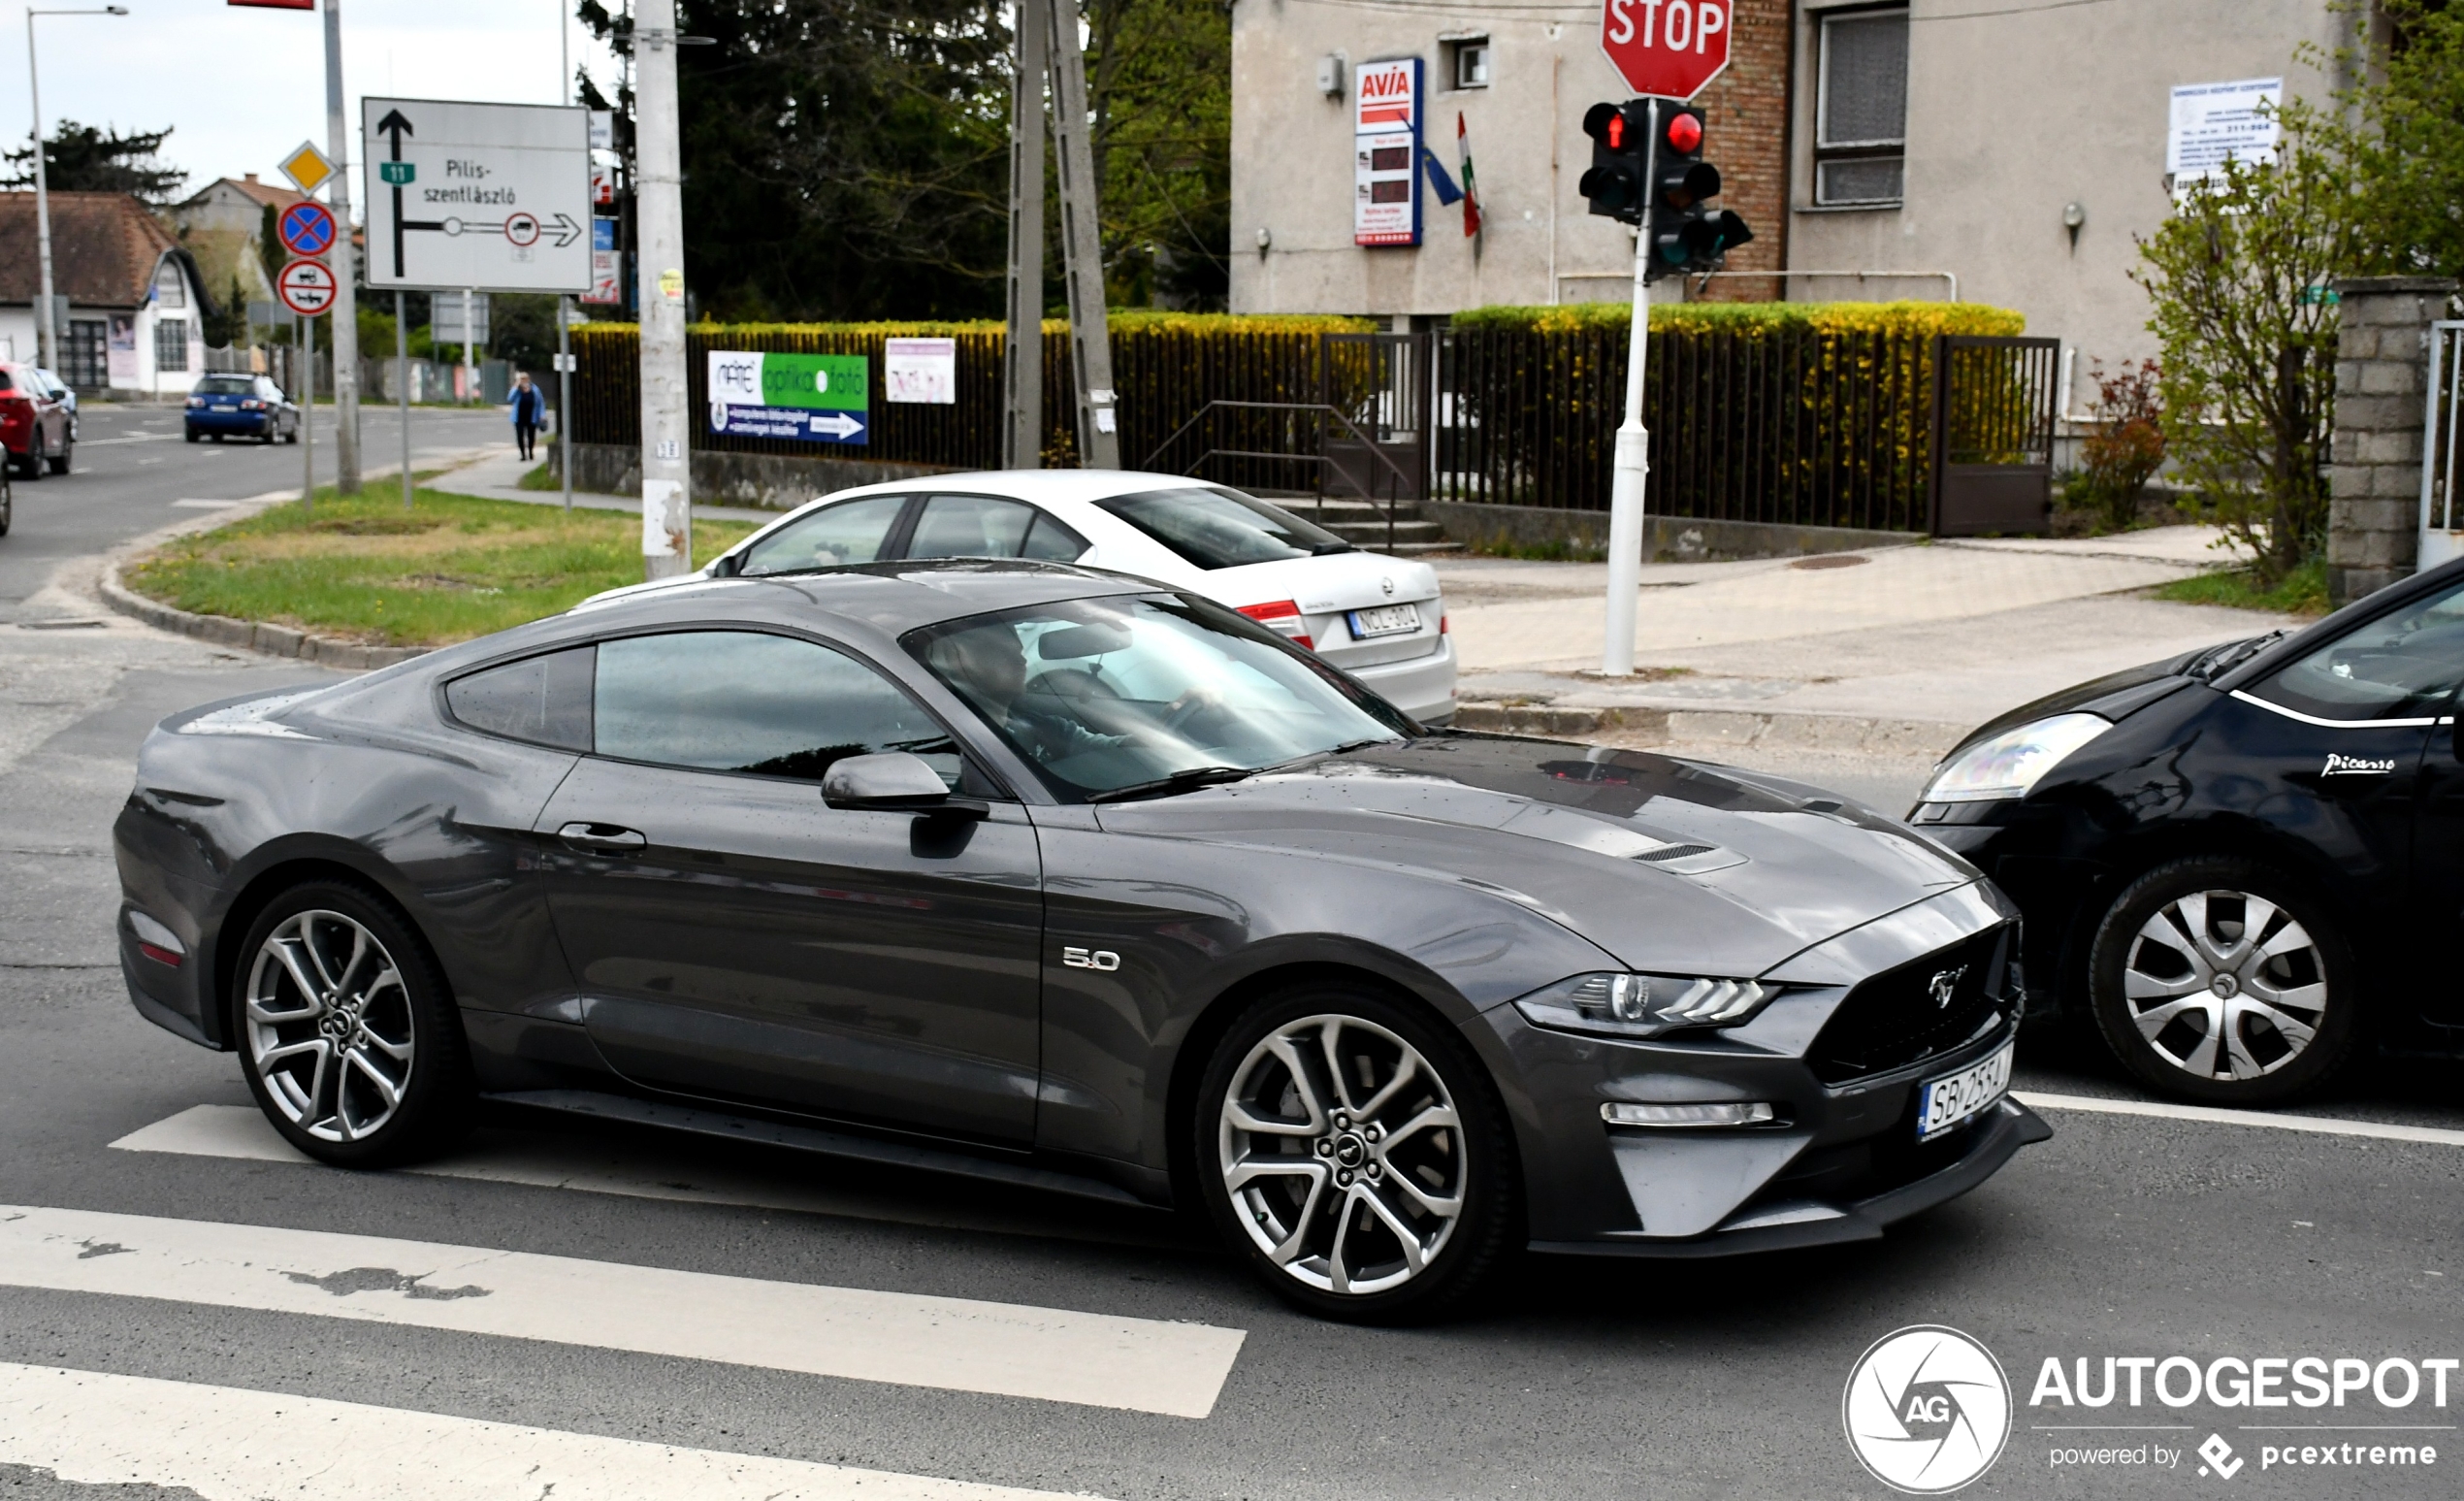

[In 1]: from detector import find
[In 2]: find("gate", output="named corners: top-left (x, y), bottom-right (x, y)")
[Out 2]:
top-left (1320, 332), bottom-right (1428, 501)
top-left (2421, 321), bottom-right (2464, 572)
top-left (1928, 335), bottom-right (2059, 537)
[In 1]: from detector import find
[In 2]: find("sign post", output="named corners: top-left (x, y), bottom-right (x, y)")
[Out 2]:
top-left (1594, 0), bottom-right (1731, 676)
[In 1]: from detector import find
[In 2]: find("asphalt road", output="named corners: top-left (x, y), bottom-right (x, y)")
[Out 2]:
top-left (0, 419), bottom-right (2459, 1500)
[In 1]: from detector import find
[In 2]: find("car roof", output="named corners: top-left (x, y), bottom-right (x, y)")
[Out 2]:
top-left (542, 559), bottom-right (1155, 645)
top-left (824, 469), bottom-right (1226, 506)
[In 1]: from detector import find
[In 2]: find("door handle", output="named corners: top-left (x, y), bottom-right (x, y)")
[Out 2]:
top-left (557, 821), bottom-right (646, 854)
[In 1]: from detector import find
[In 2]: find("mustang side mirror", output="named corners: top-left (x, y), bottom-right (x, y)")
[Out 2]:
top-left (822, 752), bottom-right (986, 818)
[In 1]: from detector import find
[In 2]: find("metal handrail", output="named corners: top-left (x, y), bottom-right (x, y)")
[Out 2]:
top-left (1140, 399), bottom-right (1415, 554)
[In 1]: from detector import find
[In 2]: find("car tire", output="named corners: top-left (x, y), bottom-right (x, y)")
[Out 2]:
top-left (283, 423), bottom-right (299, 445)
top-left (0, 470), bottom-right (13, 535)
top-left (1194, 982), bottom-right (1518, 1323)
top-left (17, 437), bottom-right (41, 480)
top-left (45, 437), bottom-right (68, 475)
top-left (210, 433), bottom-right (225, 443)
top-left (231, 879), bottom-right (473, 1167)
top-left (185, 427), bottom-right (201, 443)
top-left (2087, 855), bottom-right (2360, 1106)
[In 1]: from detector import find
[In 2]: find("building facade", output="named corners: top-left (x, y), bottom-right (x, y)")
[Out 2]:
top-left (1232, 0), bottom-right (2368, 390)
top-left (0, 192), bottom-right (211, 394)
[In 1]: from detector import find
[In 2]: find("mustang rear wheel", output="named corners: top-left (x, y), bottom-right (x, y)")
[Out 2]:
top-left (233, 881), bottom-right (471, 1165)
top-left (2088, 856), bottom-right (2359, 1105)
top-left (1197, 986), bottom-right (1515, 1322)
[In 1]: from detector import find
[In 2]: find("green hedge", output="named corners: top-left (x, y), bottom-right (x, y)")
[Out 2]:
top-left (1451, 299), bottom-right (2026, 338)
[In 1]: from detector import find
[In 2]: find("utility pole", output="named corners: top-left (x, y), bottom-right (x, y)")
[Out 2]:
top-left (560, 7), bottom-right (575, 512)
top-left (1000, 0), bottom-right (1047, 471)
top-left (24, 6), bottom-right (128, 375)
top-left (322, 0), bottom-right (362, 491)
top-left (396, 290), bottom-right (411, 508)
top-left (633, 0), bottom-right (691, 578)
top-left (1000, 0), bottom-right (1116, 469)
top-left (1600, 99), bottom-right (1660, 678)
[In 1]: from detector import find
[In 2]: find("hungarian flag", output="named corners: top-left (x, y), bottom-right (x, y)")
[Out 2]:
top-left (1456, 113), bottom-right (1483, 241)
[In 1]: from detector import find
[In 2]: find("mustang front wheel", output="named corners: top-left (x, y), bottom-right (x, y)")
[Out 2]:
top-left (1198, 987), bottom-right (1514, 1322)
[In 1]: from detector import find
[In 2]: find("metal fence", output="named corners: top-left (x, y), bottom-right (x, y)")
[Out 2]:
top-left (567, 321), bottom-right (1992, 533)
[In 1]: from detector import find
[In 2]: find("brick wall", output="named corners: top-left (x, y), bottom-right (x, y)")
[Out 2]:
top-left (1691, 0), bottom-right (1790, 302)
top-left (2326, 276), bottom-right (2455, 606)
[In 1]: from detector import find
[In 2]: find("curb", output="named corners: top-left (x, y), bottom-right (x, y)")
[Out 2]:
top-left (98, 567), bottom-right (430, 671)
top-left (1452, 701), bottom-right (1962, 760)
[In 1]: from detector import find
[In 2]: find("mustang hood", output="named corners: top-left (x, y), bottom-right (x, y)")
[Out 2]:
top-left (1092, 735), bottom-right (1983, 979)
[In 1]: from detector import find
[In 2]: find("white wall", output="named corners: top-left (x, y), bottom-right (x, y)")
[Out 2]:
top-left (1788, 0), bottom-right (2348, 392)
top-left (1229, 0), bottom-right (1647, 315)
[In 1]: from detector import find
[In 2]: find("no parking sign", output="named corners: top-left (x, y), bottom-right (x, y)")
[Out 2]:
top-left (277, 201), bottom-right (337, 258)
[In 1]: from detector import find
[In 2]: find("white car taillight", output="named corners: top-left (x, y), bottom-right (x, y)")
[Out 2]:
top-left (1236, 599), bottom-right (1313, 651)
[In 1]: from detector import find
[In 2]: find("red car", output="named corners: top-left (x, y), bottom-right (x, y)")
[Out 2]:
top-left (0, 362), bottom-right (74, 478)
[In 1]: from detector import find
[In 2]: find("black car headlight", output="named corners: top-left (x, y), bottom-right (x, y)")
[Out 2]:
top-left (1512, 972), bottom-right (1780, 1040)
top-left (1920, 712), bottom-right (2112, 803)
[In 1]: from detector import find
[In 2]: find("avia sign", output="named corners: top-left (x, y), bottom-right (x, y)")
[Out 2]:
top-left (1601, 0), bottom-right (1732, 101)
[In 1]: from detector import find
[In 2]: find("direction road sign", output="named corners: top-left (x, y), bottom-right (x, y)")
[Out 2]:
top-left (276, 258), bottom-right (340, 316)
top-left (278, 140), bottom-right (337, 195)
top-left (1601, 0), bottom-right (1733, 101)
top-left (277, 201), bottom-right (337, 258)
top-left (360, 96), bottom-right (592, 294)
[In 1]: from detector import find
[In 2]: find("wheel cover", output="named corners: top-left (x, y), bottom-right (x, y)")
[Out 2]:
top-left (1217, 1014), bottom-right (1465, 1296)
top-left (2122, 888), bottom-right (2327, 1082)
top-left (244, 910), bottom-right (416, 1142)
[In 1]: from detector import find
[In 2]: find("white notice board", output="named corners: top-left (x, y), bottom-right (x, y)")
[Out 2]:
top-left (362, 97), bottom-right (592, 293)
top-left (885, 338), bottom-right (957, 404)
top-left (2167, 78), bottom-right (2283, 183)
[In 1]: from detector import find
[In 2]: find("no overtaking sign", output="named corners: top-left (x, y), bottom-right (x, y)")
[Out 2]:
top-left (276, 258), bottom-right (339, 317)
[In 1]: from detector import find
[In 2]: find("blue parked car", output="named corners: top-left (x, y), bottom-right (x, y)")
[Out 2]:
top-left (185, 374), bottom-right (299, 444)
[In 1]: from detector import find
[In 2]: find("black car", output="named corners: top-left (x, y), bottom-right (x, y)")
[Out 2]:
top-left (113, 561), bottom-right (2046, 1320)
top-left (1911, 556), bottom-right (2464, 1106)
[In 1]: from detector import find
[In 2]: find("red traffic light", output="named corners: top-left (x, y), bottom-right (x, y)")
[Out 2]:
top-left (1607, 113), bottom-right (1626, 149)
top-left (1666, 112), bottom-right (1702, 154)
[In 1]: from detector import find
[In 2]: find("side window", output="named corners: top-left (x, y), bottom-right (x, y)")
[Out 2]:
top-left (739, 495), bottom-right (908, 576)
top-left (2249, 582), bottom-right (2464, 722)
top-left (594, 630), bottom-right (960, 787)
top-left (1020, 510), bottom-right (1088, 562)
top-left (444, 645), bottom-right (596, 750)
top-left (907, 495), bottom-right (1039, 560)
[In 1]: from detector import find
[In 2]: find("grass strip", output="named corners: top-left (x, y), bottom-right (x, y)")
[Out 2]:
top-left (125, 485), bottom-right (757, 647)
top-left (2153, 556), bottom-right (2329, 617)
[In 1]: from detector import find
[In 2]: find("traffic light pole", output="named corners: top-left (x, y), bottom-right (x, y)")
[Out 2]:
top-left (322, 0), bottom-right (362, 494)
top-left (1600, 99), bottom-right (1660, 678)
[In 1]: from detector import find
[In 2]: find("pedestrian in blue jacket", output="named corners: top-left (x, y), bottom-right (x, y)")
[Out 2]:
top-left (509, 372), bottom-right (546, 461)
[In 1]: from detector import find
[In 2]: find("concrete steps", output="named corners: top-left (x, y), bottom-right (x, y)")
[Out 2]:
top-left (1282, 497), bottom-right (1455, 557)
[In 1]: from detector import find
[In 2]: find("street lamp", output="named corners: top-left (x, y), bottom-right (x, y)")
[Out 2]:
top-left (25, 4), bottom-right (128, 375)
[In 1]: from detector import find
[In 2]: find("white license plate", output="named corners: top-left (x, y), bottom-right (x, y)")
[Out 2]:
top-left (1916, 1040), bottom-right (2014, 1142)
top-left (1347, 604), bottom-right (1419, 638)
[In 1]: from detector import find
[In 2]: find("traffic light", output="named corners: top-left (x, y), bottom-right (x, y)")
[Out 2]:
top-left (1578, 100), bottom-right (1649, 223)
top-left (1643, 104), bottom-right (1754, 280)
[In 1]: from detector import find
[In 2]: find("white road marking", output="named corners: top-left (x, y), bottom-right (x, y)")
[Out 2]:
top-left (0, 1362), bottom-right (1107, 1500)
top-left (75, 433), bottom-right (181, 446)
top-left (112, 1104), bottom-right (1186, 1247)
top-left (0, 1204), bottom-right (1244, 1419)
top-left (2017, 1091), bottom-right (2464, 1149)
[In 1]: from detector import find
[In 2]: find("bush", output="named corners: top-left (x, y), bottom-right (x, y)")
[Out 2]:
top-left (2077, 359), bottom-right (2167, 532)
top-left (1449, 299), bottom-right (2026, 339)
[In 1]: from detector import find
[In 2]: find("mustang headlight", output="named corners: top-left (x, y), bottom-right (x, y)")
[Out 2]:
top-left (1921, 711), bottom-right (2112, 803)
top-left (1512, 972), bottom-right (1780, 1040)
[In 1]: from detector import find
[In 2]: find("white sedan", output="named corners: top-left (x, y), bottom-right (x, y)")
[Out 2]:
top-left (582, 471), bottom-right (1457, 724)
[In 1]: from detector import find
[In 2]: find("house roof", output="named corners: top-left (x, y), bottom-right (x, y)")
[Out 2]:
top-left (0, 191), bottom-right (203, 310)
top-left (189, 174), bottom-right (313, 213)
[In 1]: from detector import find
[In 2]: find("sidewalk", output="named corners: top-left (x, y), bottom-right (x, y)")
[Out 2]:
top-left (1443, 527), bottom-right (2298, 758)
top-left (429, 447), bottom-right (779, 524)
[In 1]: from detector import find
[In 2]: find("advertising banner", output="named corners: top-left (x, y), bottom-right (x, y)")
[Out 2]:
top-left (1352, 58), bottom-right (1422, 248)
top-left (707, 349), bottom-right (870, 444)
top-left (884, 338), bottom-right (957, 405)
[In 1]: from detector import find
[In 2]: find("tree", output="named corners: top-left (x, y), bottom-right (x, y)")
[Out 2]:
top-left (3, 121), bottom-right (185, 201)
top-left (2131, 108), bottom-right (2360, 584)
top-left (579, 0), bottom-right (1013, 320)
top-left (1086, 0), bottom-right (1230, 309)
top-left (2317, 0), bottom-right (2464, 279)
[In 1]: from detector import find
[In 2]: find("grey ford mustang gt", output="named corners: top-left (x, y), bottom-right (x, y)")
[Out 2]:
top-left (113, 560), bottom-right (2048, 1320)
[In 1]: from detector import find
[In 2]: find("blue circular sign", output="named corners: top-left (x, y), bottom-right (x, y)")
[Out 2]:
top-left (278, 201), bottom-right (336, 257)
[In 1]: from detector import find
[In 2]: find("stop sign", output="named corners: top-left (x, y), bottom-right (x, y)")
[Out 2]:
top-left (1601, 0), bottom-right (1732, 100)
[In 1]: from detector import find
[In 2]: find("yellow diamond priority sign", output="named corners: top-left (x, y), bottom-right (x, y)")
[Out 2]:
top-left (277, 140), bottom-right (337, 195)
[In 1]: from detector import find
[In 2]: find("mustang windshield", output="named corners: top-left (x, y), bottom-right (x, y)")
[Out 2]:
top-left (908, 594), bottom-right (1412, 800)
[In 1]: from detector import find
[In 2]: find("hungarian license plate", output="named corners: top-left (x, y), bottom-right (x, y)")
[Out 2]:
top-left (1347, 604), bottom-right (1419, 638)
top-left (1916, 1040), bottom-right (2014, 1142)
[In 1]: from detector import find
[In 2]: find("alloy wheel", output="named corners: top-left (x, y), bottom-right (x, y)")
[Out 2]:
top-left (1216, 1013), bottom-right (1465, 1296)
top-left (2122, 888), bottom-right (2327, 1082)
top-left (243, 909), bottom-right (417, 1142)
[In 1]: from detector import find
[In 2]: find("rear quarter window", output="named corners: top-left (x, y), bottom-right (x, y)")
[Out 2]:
top-left (444, 645), bottom-right (597, 750)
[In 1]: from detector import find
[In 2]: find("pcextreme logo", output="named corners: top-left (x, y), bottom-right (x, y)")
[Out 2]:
top-left (1844, 1325), bottom-right (2013, 1493)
